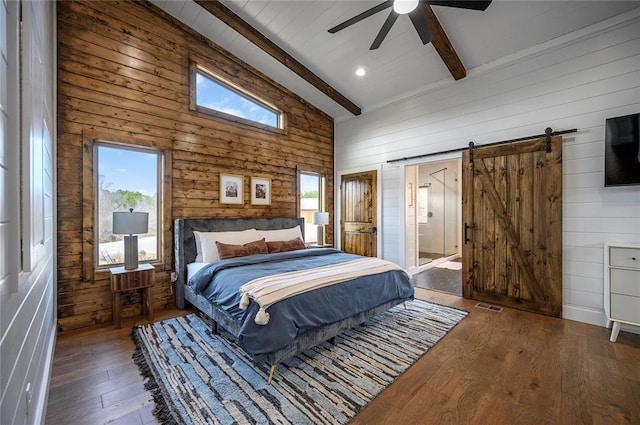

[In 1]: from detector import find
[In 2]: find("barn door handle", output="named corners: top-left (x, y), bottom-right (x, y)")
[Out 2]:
top-left (464, 223), bottom-right (470, 244)
top-left (372, 226), bottom-right (377, 233)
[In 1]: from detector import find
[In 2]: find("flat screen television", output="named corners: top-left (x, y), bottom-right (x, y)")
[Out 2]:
top-left (604, 113), bottom-right (640, 187)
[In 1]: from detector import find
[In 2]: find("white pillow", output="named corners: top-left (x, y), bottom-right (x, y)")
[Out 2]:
top-left (193, 229), bottom-right (261, 263)
top-left (257, 226), bottom-right (303, 242)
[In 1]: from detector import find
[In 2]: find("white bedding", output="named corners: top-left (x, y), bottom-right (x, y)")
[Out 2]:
top-left (187, 262), bottom-right (210, 280)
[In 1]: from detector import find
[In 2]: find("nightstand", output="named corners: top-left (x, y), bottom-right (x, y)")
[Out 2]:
top-left (109, 263), bottom-right (155, 328)
top-left (604, 243), bottom-right (640, 342)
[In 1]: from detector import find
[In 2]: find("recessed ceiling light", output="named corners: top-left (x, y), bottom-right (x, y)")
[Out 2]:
top-left (355, 67), bottom-right (366, 77)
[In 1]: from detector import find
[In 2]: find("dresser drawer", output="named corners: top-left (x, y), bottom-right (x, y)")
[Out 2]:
top-left (611, 294), bottom-right (640, 323)
top-left (110, 267), bottom-right (155, 292)
top-left (610, 247), bottom-right (640, 269)
top-left (610, 268), bottom-right (640, 297)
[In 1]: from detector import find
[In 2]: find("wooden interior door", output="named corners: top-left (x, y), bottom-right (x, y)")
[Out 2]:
top-left (341, 170), bottom-right (377, 257)
top-left (462, 136), bottom-right (562, 317)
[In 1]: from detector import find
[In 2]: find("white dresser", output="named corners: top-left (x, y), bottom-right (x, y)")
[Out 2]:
top-left (604, 243), bottom-right (640, 342)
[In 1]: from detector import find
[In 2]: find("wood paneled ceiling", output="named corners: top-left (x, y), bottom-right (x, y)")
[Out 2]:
top-left (151, 0), bottom-right (640, 120)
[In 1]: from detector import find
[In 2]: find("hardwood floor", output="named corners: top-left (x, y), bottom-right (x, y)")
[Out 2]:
top-left (45, 289), bottom-right (640, 425)
top-left (45, 309), bottom-right (193, 425)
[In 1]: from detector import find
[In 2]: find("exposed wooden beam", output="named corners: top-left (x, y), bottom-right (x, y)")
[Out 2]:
top-left (422, 5), bottom-right (467, 80)
top-left (194, 0), bottom-right (362, 116)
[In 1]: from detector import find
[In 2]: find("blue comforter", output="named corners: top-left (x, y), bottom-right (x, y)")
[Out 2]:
top-left (189, 248), bottom-right (414, 358)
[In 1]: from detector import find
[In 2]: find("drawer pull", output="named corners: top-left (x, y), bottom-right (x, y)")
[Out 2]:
top-left (633, 257), bottom-right (637, 261)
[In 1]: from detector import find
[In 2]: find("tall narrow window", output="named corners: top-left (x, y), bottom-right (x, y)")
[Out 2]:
top-left (194, 67), bottom-right (282, 129)
top-left (299, 172), bottom-right (325, 244)
top-left (95, 143), bottom-right (162, 268)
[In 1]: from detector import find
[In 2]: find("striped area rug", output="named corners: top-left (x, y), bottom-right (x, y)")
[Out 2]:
top-left (132, 299), bottom-right (467, 425)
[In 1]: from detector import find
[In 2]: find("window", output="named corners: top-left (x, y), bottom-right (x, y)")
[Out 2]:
top-left (193, 65), bottom-right (283, 130)
top-left (95, 143), bottom-right (162, 268)
top-left (299, 172), bottom-right (325, 244)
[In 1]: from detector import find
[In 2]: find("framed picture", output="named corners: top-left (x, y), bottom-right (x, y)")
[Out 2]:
top-left (220, 174), bottom-right (244, 204)
top-left (251, 177), bottom-right (271, 205)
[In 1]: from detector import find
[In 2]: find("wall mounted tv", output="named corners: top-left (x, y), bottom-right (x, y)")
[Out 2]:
top-left (604, 112), bottom-right (640, 187)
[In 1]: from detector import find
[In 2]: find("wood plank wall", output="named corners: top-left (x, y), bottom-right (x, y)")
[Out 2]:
top-left (56, 0), bottom-right (334, 331)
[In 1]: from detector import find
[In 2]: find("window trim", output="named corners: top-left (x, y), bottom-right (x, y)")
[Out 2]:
top-left (82, 133), bottom-right (170, 281)
top-left (189, 58), bottom-right (286, 133)
top-left (94, 141), bottom-right (162, 270)
top-left (298, 170), bottom-right (326, 244)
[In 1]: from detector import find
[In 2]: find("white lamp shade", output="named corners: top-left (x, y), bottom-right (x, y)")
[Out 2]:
top-left (393, 0), bottom-right (419, 14)
top-left (113, 211), bottom-right (148, 235)
top-left (312, 212), bottom-right (330, 226)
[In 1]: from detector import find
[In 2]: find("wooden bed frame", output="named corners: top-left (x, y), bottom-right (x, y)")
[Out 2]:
top-left (174, 217), bottom-right (408, 379)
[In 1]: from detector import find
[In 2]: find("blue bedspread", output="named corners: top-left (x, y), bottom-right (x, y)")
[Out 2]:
top-left (189, 248), bottom-right (414, 358)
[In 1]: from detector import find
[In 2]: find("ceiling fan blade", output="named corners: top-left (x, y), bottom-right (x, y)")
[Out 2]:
top-left (370, 10), bottom-right (399, 50)
top-left (408, 6), bottom-right (433, 45)
top-left (425, 1), bottom-right (492, 11)
top-left (328, 0), bottom-right (394, 33)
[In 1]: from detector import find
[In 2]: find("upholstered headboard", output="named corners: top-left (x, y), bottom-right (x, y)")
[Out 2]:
top-left (174, 217), bottom-right (305, 308)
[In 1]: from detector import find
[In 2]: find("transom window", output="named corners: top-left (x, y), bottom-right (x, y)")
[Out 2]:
top-left (194, 66), bottom-right (283, 129)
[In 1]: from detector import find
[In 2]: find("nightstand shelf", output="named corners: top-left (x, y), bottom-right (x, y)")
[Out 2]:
top-left (109, 263), bottom-right (155, 328)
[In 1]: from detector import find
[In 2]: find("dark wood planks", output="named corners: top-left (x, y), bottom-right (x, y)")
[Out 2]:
top-left (462, 136), bottom-right (562, 316)
top-left (57, 0), bottom-right (334, 331)
top-left (422, 5), bottom-right (466, 80)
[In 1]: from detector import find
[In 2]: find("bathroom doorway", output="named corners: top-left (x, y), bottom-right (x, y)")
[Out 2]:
top-left (405, 158), bottom-right (462, 276)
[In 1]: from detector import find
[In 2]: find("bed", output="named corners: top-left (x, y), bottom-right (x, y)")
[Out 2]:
top-left (174, 217), bottom-right (414, 382)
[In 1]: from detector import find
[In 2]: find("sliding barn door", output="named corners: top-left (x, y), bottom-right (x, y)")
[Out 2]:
top-left (341, 171), bottom-right (377, 257)
top-left (462, 136), bottom-right (562, 317)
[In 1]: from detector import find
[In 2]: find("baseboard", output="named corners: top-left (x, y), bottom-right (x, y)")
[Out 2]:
top-left (563, 304), bottom-right (640, 335)
top-left (34, 322), bottom-right (57, 425)
top-left (562, 305), bottom-right (608, 327)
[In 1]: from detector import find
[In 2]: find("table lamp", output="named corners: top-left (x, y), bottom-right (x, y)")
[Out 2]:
top-left (112, 208), bottom-right (148, 269)
top-left (312, 211), bottom-right (329, 246)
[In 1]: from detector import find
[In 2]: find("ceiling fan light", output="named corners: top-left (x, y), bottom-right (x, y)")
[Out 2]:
top-left (393, 0), bottom-right (419, 15)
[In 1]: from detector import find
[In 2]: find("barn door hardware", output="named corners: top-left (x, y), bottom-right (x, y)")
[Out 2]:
top-left (387, 129), bottom-right (577, 164)
top-left (464, 223), bottom-right (470, 244)
top-left (468, 141), bottom-right (474, 164)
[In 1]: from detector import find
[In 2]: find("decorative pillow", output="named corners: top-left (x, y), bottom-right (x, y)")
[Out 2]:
top-left (266, 237), bottom-right (306, 254)
top-left (194, 229), bottom-right (261, 263)
top-left (244, 238), bottom-right (269, 256)
top-left (215, 238), bottom-right (268, 260)
top-left (257, 226), bottom-right (303, 242)
top-left (215, 241), bottom-right (248, 260)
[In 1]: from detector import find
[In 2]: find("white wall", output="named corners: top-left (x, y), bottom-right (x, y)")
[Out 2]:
top-left (335, 9), bottom-right (640, 327)
top-left (1, 1), bottom-right (56, 424)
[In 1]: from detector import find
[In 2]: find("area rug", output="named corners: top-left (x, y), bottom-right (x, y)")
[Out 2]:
top-left (131, 299), bottom-right (467, 425)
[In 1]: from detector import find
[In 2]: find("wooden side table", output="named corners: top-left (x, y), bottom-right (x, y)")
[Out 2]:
top-left (109, 263), bottom-right (155, 328)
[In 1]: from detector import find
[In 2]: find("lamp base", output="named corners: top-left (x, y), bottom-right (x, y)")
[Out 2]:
top-left (123, 235), bottom-right (139, 270)
top-left (316, 225), bottom-right (325, 246)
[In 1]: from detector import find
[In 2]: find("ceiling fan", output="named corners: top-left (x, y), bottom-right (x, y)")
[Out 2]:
top-left (328, 0), bottom-right (492, 50)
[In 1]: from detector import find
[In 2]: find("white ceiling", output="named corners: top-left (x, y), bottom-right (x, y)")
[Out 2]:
top-left (151, 0), bottom-right (640, 121)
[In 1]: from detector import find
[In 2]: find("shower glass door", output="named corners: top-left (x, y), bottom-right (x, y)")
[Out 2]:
top-left (417, 161), bottom-right (458, 266)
